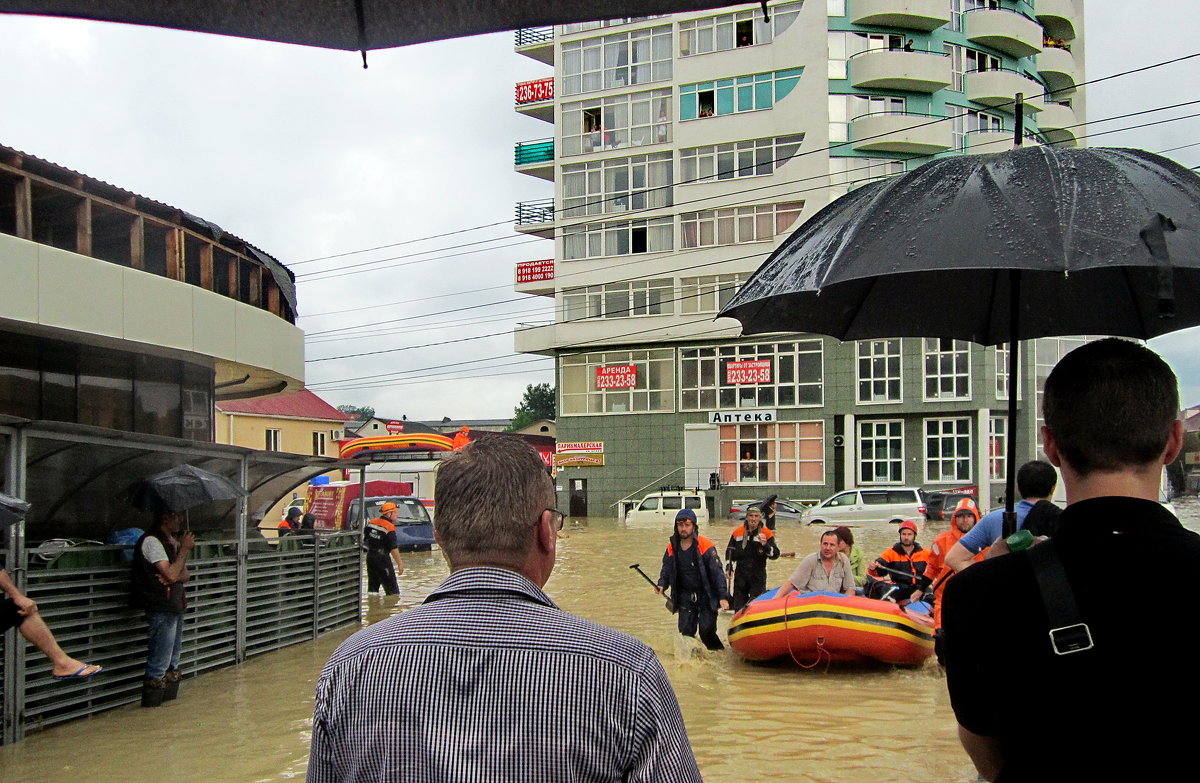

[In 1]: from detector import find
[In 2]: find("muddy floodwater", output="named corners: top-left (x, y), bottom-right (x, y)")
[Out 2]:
top-left (5, 498), bottom-right (1199, 782)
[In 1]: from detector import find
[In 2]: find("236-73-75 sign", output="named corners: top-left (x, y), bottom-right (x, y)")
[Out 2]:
top-left (596, 365), bottom-right (637, 389)
top-left (725, 360), bottom-right (772, 384)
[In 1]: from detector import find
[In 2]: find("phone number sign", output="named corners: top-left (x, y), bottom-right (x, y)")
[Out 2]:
top-left (595, 365), bottom-right (637, 389)
top-left (725, 360), bottom-right (772, 385)
top-left (515, 77), bottom-right (554, 104)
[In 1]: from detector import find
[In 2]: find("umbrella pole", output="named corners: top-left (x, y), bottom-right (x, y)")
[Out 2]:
top-left (1003, 270), bottom-right (1020, 537)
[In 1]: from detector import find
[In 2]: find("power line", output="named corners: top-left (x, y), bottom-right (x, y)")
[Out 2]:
top-left (287, 49), bottom-right (1200, 277)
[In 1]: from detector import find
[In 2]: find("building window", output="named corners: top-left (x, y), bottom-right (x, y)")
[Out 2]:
top-left (951, 107), bottom-right (1004, 150)
top-left (560, 17), bottom-right (667, 34)
top-left (678, 3), bottom-right (801, 56)
top-left (988, 415), bottom-right (1007, 481)
top-left (679, 135), bottom-right (805, 183)
top-left (563, 278), bottom-right (674, 320)
top-left (828, 157), bottom-right (905, 200)
top-left (925, 417), bottom-right (972, 482)
top-left (828, 31), bottom-right (905, 79)
top-left (858, 419), bottom-right (904, 484)
top-left (265, 429), bottom-right (281, 451)
top-left (562, 217), bottom-right (673, 260)
top-left (560, 349), bottom-right (675, 415)
top-left (561, 88), bottom-right (672, 157)
top-left (680, 202), bottom-right (803, 248)
top-left (679, 69), bottom-right (803, 120)
top-left (561, 153), bottom-right (673, 217)
top-left (1034, 336), bottom-right (1096, 452)
top-left (561, 25), bottom-right (672, 96)
top-left (828, 94), bottom-right (906, 143)
top-left (857, 339), bottom-right (902, 403)
top-left (994, 345), bottom-right (1009, 400)
top-left (718, 421), bottom-right (824, 484)
top-left (923, 338), bottom-right (971, 401)
top-left (680, 340), bottom-right (823, 411)
top-left (679, 274), bottom-right (747, 314)
top-left (312, 431), bottom-right (326, 456)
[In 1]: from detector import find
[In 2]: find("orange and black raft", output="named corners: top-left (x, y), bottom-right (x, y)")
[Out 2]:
top-left (727, 589), bottom-right (935, 666)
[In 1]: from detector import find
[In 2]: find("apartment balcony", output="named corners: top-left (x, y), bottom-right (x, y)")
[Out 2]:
top-left (515, 198), bottom-right (556, 239)
top-left (514, 27), bottom-right (554, 65)
top-left (966, 69), bottom-right (1046, 112)
top-left (515, 77), bottom-right (555, 123)
top-left (514, 138), bottom-right (555, 181)
top-left (1034, 0), bottom-right (1077, 42)
top-left (1036, 45), bottom-right (1078, 94)
top-left (961, 129), bottom-right (1044, 155)
top-left (850, 111), bottom-right (953, 154)
top-left (1038, 102), bottom-right (1079, 147)
top-left (849, 49), bottom-right (952, 93)
top-left (964, 8), bottom-right (1043, 59)
top-left (850, 0), bottom-right (951, 31)
top-left (514, 258), bottom-right (555, 296)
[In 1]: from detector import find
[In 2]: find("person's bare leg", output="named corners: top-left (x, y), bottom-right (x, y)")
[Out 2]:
top-left (18, 615), bottom-right (99, 677)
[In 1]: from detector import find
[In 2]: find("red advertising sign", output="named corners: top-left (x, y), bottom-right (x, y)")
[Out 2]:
top-left (515, 77), bottom-right (554, 104)
top-left (596, 365), bottom-right (637, 389)
top-left (516, 259), bottom-right (554, 283)
top-left (385, 420), bottom-right (404, 434)
top-left (726, 360), bottom-right (772, 385)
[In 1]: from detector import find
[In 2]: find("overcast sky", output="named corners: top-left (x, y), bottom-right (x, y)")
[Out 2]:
top-left (1, 4), bottom-right (1199, 419)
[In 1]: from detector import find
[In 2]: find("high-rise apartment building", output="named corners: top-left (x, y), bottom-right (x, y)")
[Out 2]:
top-left (511, 1), bottom-right (1085, 518)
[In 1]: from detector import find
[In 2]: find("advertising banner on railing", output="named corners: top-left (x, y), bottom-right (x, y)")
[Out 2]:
top-left (725, 359), bottom-right (772, 385)
top-left (596, 365), bottom-right (637, 389)
top-left (516, 77), bottom-right (554, 104)
top-left (516, 259), bottom-right (554, 283)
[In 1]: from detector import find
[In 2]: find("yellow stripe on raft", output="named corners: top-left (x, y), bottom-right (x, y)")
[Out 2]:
top-left (728, 615), bottom-right (934, 648)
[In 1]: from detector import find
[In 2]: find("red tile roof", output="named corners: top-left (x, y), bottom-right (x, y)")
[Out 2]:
top-left (217, 389), bottom-right (348, 422)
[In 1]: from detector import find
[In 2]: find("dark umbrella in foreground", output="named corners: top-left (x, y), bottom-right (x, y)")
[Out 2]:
top-left (130, 464), bottom-right (247, 514)
top-left (0, 491), bottom-right (30, 529)
top-left (720, 145), bottom-right (1200, 533)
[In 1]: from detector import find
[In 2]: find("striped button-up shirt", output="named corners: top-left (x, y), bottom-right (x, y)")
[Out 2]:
top-left (307, 567), bottom-right (702, 783)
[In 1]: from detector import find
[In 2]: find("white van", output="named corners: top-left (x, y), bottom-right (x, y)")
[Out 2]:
top-left (624, 490), bottom-right (711, 527)
top-left (798, 488), bottom-right (925, 526)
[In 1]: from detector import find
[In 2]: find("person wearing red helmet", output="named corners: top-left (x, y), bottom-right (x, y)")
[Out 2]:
top-left (866, 520), bottom-right (928, 601)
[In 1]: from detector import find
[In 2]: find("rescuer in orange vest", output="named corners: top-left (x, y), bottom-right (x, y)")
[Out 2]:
top-left (656, 509), bottom-right (730, 650)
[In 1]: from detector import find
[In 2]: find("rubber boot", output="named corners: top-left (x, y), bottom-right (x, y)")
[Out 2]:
top-left (141, 677), bottom-right (166, 708)
top-left (163, 669), bottom-right (182, 701)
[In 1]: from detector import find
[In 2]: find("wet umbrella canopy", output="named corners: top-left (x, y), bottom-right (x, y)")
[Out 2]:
top-left (720, 146), bottom-right (1200, 531)
top-left (130, 464), bottom-right (248, 514)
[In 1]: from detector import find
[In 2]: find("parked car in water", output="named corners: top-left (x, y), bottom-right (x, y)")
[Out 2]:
top-left (348, 496), bottom-right (435, 551)
top-left (729, 498), bottom-right (810, 523)
top-left (624, 490), bottom-right (711, 527)
top-left (798, 488), bottom-right (926, 526)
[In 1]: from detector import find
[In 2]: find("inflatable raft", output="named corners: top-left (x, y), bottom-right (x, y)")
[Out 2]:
top-left (728, 589), bottom-right (935, 666)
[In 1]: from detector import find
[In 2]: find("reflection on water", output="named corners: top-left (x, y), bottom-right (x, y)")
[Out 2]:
top-left (4, 499), bottom-right (1198, 782)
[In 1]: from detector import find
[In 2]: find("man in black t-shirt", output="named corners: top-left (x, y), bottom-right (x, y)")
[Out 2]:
top-left (943, 338), bottom-right (1200, 781)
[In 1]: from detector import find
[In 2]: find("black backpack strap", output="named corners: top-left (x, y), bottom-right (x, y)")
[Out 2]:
top-left (1027, 541), bottom-right (1094, 655)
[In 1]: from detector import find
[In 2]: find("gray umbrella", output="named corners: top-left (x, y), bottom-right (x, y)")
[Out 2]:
top-left (720, 145), bottom-right (1200, 532)
top-left (130, 464), bottom-right (247, 514)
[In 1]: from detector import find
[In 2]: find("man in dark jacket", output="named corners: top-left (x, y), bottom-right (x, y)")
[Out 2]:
top-left (131, 510), bottom-right (194, 707)
top-left (724, 507), bottom-right (779, 611)
top-left (656, 509), bottom-right (730, 650)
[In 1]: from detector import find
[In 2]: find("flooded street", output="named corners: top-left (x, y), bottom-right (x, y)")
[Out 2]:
top-left (5, 498), bottom-right (1199, 782)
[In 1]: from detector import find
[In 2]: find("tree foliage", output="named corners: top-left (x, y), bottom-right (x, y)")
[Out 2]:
top-left (507, 383), bottom-right (555, 432)
top-left (336, 404), bottom-right (375, 422)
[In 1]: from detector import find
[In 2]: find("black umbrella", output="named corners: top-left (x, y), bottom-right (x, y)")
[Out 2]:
top-left (720, 146), bottom-right (1200, 533)
top-left (130, 464), bottom-right (247, 514)
top-left (0, 491), bottom-right (30, 529)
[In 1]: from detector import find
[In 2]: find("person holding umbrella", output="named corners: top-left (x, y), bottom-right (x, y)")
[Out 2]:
top-left (131, 510), bottom-right (195, 707)
top-left (943, 339), bottom-right (1200, 780)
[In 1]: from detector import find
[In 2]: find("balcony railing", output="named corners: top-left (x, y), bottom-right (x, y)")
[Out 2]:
top-left (516, 198), bottom-right (555, 226)
top-left (515, 138), bottom-right (555, 166)
top-left (515, 27), bottom-right (554, 47)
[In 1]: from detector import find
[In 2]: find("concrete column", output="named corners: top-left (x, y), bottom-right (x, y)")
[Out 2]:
top-left (2, 429), bottom-right (29, 744)
top-left (977, 407), bottom-right (992, 511)
top-left (842, 413), bottom-right (856, 489)
top-left (234, 455), bottom-right (249, 663)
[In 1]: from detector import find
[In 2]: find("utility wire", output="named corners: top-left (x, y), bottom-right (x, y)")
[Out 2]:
top-left (289, 49), bottom-right (1200, 276)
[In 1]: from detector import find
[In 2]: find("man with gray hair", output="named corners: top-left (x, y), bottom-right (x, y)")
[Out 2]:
top-left (307, 435), bottom-right (702, 782)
